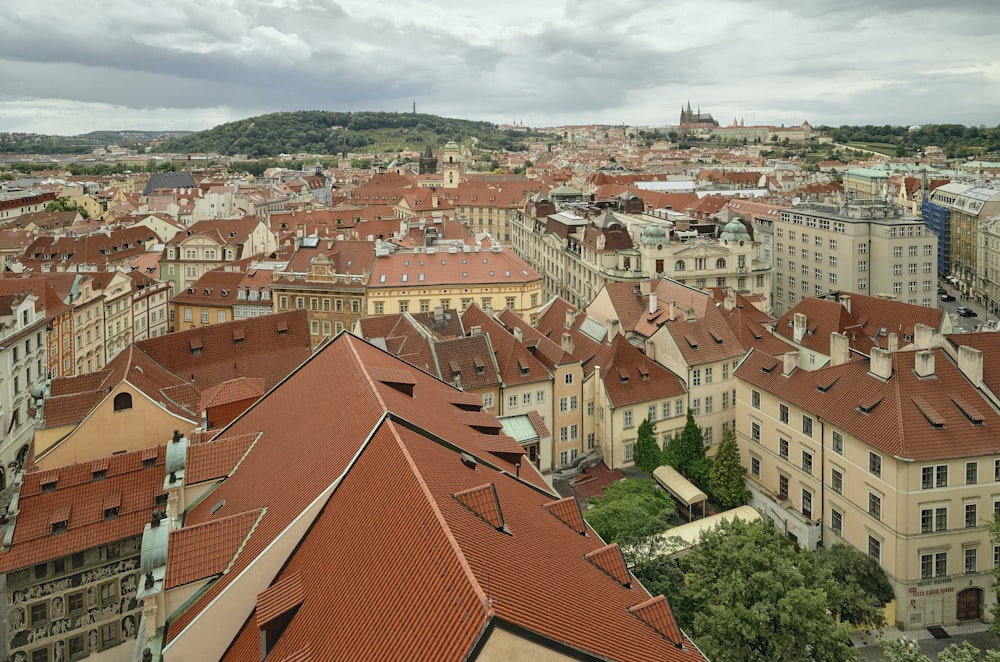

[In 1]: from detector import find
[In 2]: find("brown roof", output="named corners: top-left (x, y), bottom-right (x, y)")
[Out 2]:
top-left (0, 446), bottom-right (166, 572)
top-left (165, 333), bottom-right (704, 661)
top-left (165, 509), bottom-right (262, 589)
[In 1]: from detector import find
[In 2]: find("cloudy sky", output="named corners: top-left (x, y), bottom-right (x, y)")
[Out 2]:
top-left (1, 0), bottom-right (998, 135)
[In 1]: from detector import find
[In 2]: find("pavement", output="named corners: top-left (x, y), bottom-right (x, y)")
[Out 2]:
top-left (852, 620), bottom-right (997, 660)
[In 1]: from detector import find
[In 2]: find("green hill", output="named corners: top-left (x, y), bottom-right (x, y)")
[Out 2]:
top-left (151, 110), bottom-right (537, 158)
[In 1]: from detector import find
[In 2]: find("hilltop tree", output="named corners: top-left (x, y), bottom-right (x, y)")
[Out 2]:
top-left (44, 197), bottom-right (89, 219)
top-left (708, 427), bottom-right (747, 508)
top-left (632, 418), bottom-right (662, 475)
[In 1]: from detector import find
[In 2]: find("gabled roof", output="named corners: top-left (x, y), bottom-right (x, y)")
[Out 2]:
top-left (462, 304), bottom-right (549, 387)
top-left (774, 297), bottom-right (875, 356)
top-left (0, 446), bottom-right (166, 572)
top-left (601, 335), bottom-right (687, 408)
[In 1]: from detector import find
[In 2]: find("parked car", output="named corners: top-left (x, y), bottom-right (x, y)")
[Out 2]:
top-left (938, 287), bottom-right (947, 295)
top-left (957, 306), bottom-right (977, 317)
top-left (941, 293), bottom-right (956, 301)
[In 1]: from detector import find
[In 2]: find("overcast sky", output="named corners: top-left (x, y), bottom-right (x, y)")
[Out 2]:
top-left (1, 0), bottom-right (998, 136)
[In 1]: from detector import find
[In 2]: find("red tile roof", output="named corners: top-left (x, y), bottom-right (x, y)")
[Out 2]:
top-left (164, 333), bottom-right (704, 661)
top-left (165, 509), bottom-right (262, 589)
top-left (0, 446), bottom-right (166, 572)
top-left (186, 432), bottom-right (259, 484)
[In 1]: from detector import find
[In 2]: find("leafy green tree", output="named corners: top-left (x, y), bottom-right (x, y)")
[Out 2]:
top-left (663, 409), bottom-right (706, 479)
top-left (990, 513), bottom-right (1000, 636)
top-left (881, 639), bottom-right (1000, 662)
top-left (632, 418), bottom-right (662, 475)
top-left (583, 478), bottom-right (675, 566)
top-left (708, 427), bottom-right (747, 508)
top-left (44, 197), bottom-right (89, 219)
top-left (814, 543), bottom-right (892, 628)
top-left (675, 518), bottom-right (855, 662)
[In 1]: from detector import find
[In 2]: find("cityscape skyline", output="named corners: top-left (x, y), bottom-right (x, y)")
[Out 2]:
top-left (1, 0), bottom-right (999, 136)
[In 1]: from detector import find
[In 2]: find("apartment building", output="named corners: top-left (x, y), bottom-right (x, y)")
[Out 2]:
top-left (736, 325), bottom-right (999, 630)
top-left (588, 279), bottom-right (748, 449)
top-left (160, 218), bottom-right (277, 296)
top-left (922, 184), bottom-right (1000, 299)
top-left (772, 201), bottom-right (937, 316)
top-left (978, 213), bottom-right (1000, 317)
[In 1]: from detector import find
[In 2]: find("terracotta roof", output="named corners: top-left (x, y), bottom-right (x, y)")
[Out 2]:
top-left (165, 509), bottom-right (263, 589)
top-left (0, 446), bottom-right (166, 572)
top-left (461, 304), bottom-right (548, 387)
top-left (186, 432), bottom-right (259, 484)
top-left (164, 333), bottom-right (703, 661)
top-left (370, 248), bottom-right (540, 289)
top-left (199, 377), bottom-right (266, 410)
top-left (601, 335), bottom-right (687, 408)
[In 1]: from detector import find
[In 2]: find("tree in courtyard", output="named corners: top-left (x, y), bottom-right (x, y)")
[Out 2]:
top-left (708, 427), bottom-right (748, 508)
top-left (990, 513), bottom-right (1000, 637)
top-left (663, 409), bottom-right (710, 486)
top-left (583, 478), bottom-right (675, 567)
top-left (673, 518), bottom-right (855, 662)
top-left (813, 543), bottom-right (893, 628)
top-left (44, 197), bottom-right (89, 219)
top-left (881, 639), bottom-right (1000, 662)
top-left (632, 418), bottom-right (662, 475)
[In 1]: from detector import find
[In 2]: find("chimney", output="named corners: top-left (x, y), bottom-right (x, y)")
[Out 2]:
top-left (640, 280), bottom-right (652, 296)
top-left (793, 312), bottom-right (807, 343)
top-left (957, 345), bottom-right (984, 387)
top-left (782, 351), bottom-right (799, 377)
top-left (669, 300), bottom-right (676, 322)
top-left (887, 332), bottom-right (899, 353)
top-left (649, 292), bottom-right (658, 314)
top-left (565, 309), bottom-right (574, 329)
top-left (683, 306), bottom-right (696, 322)
top-left (914, 349), bottom-right (935, 378)
top-left (644, 338), bottom-right (656, 362)
top-left (869, 347), bottom-right (893, 379)
top-left (829, 332), bottom-right (850, 366)
top-left (839, 294), bottom-right (851, 312)
top-left (724, 288), bottom-right (736, 311)
top-left (513, 326), bottom-right (523, 342)
top-left (561, 332), bottom-right (575, 355)
top-left (914, 323), bottom-right (934, 349)
top-left (470, 325), bottom-right (482, 336)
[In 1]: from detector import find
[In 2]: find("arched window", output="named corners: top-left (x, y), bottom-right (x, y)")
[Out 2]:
top-left (674, 260), bottom-right (686, 271)
top-left (113, 392), bottom-right (133, 412)
top-left (716, 258), bottom-right (727, 269)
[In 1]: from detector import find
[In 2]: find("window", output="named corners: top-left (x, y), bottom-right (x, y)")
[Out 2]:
top-left (184, 308), bottom-right (193, 323)
top-left (482, 393), bottom-right (494, 409)
top-left (802, 450), bottom-right (813, 475)
top-left (995, 458), bottom-right (1000, 482)
top-left (200, 310), bottom-right (209, 324)
top-left (722, 391), bottom-right (729, 409)
top-left (374, 302), bottom-right (384, 315)
top-left (624, 443), bottom-right (634, 462)
top-left (802, 489), bottom-right (813, 519)
top-left (751, 456), bottom-right (760, 478)
top-left (588, 401), bottom-right (595, 416)
top-left (869, 492), bottom-right (882, 520)
top-left (704, 367), bottom-right (713, 384)
top-left (30, 602), bottom-right (48, 626)
top-left (966, 503), bottom-right (978, 528)
top-left (869, 452), bottom-right (882, 478)
top-left (831, 467), bottom-right (843, 493)
top-left (831, 509), bottom-right (843, 535)
top-left (692, 369), bottom-right (701, 386)
top-left (623, 410), bottom-right (634, 428)
top-left (692, 398), bottom-right (701, 416)
top-left (831, 430), bottom-right (843, 454)
top-left (967, 462), bottom-right (978, 485)
top-left (675, 399), bottom-right (685, 417)
top-left (68, 591), bottom-right (85, 616)
top-left (779, 438), bottom-right (789, 460)
top-left (751, 421), bottom-right (761, 443)
top-left (522, 393), bottom-right (531, 406)
top-left (779, 403), bottom-right (789, 424)
top-left (965, 549), bottom-right (977, 574)
top-left (662, 402), bottom-right (670, 419)
top-left (648, 404), bottom-right (657, 422)
top-left (508, 395), bottom-right (517, 409)
top-left (69, 634), bottom-right (86, 659)
top-left (113, 392), bottom-right (132, 412)
top-left (936, 465), bottom-right (948, 487)
top-left (536, 391), bottom-right (545, 404)
top-left (704, 396), bottom-right (713, 414)
top-left (779, 474), bottom-right (789, 499)
top-left (100, 580), bottom-right (117, 606)
top-left (751, 390), bottom-right (760, 409)
top-left (920, 552), bottom-right (948, 579)
top-left (587, 433), bottom-right (595, 450)
top-left (869, 536), bottom-right (881, 562)
top-left (100, 621), bottom-right (119, 650)
top-left (921, 507), bottom-right (948, 532)
top-left (802, 415), bottom-right (813, 437)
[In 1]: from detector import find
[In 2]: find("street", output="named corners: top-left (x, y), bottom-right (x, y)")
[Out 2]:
top-left (937, 279), bottom-right (994, 333)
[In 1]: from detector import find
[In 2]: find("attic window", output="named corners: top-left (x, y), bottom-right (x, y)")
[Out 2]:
top-left (233, 328), bottom-right (246, 344)
top-left (709, 330), bottom-right (724, 344)
top-left (857, 396), bottom-right (883, 415)
top-left (113, 392), bottom-right (133, 412)
top-left (52, 521), bottom-right (68, 535)
top-left (517, 357), bottom-right (529, 375)
top-left (41, 480), bottom-right (57, 494)
top-left (638, 365), bottom-right (650, 380)
top-left (104, 507), bottom-right (119, 521)
top-left (815, 376), bottom-right (840, 393)
top-left (951, 396), bottom-right (985, 425)
top-left (684, 336), bottom-right (698, 349)
top-left (92, 469), bottom-right (107, 481)
top-left (473, 357), bottom-right (485, 375)
top-left (276, 320), bottom-right (289, 336)
top-left (617, 368), bottom-right (630, 383)
top-left (257, 573), bottom-right (305, 659)
top-left (189, 337), bottom-right (204, 355)
top-left (913, 396), bottom-right (945, 428)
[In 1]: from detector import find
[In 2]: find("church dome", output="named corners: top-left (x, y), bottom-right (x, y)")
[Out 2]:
top-left (640, 223), bottom-right (669, 247)
top-left (720, 217), bottom-right (751, 244)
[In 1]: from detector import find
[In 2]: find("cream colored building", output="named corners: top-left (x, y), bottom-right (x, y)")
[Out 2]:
top-left (772, 201), bottom-right (937, 316)
top-left (736, 326), bottom-right (999, 630)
